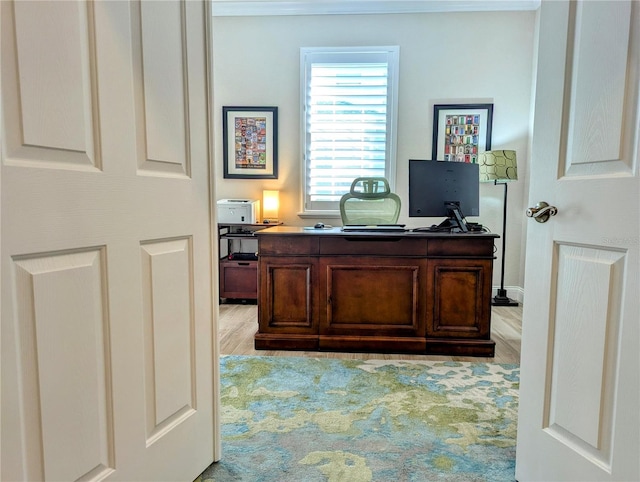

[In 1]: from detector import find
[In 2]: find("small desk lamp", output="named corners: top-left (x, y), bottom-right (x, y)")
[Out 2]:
top-left (478, 150), bottom-right (519, 306)
top-left (262, 189), bottom-right (280, 223)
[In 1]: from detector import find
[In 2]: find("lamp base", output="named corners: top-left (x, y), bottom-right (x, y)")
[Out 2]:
top-left (491, 289), bottom-right (519, 307)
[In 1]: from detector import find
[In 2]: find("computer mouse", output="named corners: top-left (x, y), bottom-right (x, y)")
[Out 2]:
top-left (314, 222), bottom-right (325, 229)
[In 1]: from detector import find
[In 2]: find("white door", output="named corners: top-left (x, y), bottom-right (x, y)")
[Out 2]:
top-left (516, 1), bottom-right (639, 481)
top-left (1, 1), bottom-right (219, 481)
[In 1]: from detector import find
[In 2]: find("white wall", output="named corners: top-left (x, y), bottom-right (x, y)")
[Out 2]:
top-left (212, 11), bottom-right (536, 293)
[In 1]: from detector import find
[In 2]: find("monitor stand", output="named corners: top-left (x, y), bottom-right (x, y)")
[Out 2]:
top-left (436, 203), bottom-right (469, 233)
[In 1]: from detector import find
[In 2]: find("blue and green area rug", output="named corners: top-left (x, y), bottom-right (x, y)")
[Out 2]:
top-left (197, 355), bottom-right (519, 482)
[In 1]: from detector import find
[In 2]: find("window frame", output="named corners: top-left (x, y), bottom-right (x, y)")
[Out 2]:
top-left (299, 46), bottom-right (400, 217)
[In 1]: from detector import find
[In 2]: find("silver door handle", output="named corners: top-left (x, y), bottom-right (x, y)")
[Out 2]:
top-left (526, 202), bottom-right (558, 223)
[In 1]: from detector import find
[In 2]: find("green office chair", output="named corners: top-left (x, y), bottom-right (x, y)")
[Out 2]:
top-left (339, 177), bottom-right (401, 225)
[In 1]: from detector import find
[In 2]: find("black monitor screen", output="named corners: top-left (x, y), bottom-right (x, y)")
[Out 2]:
top-left (408, 159), bottom-right (480, 218)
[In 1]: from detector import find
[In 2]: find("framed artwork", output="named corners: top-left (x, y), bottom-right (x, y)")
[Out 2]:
top-left (223, 106), bottom-right (278, 179)
top-left (432, 103), bottom-right (493, 162)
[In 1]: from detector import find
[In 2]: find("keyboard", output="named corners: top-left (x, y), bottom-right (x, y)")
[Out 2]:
top-left (341, 224), bottom-right (407, 232)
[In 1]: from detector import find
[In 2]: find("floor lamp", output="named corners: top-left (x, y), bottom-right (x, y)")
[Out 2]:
top-left (478, 150), bottom-right (519, 306)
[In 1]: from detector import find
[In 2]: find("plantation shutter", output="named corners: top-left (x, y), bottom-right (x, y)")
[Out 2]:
top-left (301, 47), bottom-right (399, 213)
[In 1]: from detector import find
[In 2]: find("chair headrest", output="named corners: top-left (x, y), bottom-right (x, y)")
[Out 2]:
top-left (349, 177), bottom-right (391, 199)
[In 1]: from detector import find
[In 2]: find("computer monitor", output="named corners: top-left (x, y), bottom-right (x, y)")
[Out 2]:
top-left (408, 159), bottom-right (480, 232)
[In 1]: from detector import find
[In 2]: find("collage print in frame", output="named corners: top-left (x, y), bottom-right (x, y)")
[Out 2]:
top-left (431, 103), bottom-right (493, 163)
top-left (223, 106), bottom-right (278, 179)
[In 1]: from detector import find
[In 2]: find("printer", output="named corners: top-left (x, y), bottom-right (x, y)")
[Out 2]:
top-left (217, 199), bottom-right (260, 224)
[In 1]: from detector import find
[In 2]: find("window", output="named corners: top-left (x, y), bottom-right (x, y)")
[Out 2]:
top-left (301, 46), bottom-right (399, 214)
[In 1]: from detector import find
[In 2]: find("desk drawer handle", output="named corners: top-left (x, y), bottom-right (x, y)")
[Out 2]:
top-left (237, 262), bottom-right (250, 266)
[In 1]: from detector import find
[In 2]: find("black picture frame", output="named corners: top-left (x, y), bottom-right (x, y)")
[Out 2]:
top-left (223, 106), bottom-right (278, 179)
top-left (432, 103), bottom-right (493, 162)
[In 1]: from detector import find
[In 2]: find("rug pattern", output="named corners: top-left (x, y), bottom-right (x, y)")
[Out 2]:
top-left (197, 356), bottom-right (519, 482)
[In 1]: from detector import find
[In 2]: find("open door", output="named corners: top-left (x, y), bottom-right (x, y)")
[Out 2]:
top-left (516, 1), bottom-right (639, 480)
top-left (1, 1), bottom-right (219, 480)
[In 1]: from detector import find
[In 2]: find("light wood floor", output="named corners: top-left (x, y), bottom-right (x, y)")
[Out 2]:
top-left (218, 302), bottom-right (522, 364)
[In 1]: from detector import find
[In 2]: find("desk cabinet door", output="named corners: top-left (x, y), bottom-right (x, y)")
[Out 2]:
top-left (426, 258), bottom-right (492, 339)
top-left (319, 257), bottom-right (427, 338)
top-left (258, 257), bottom-right (318, 334)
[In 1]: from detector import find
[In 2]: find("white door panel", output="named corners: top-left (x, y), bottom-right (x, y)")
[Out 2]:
top-left (141, 238), bottom-right (196, 444)
top-left (1, 1), bottom-right (218, 481)
top-left (516, 1), bottom-right (639, 481)
top-left (3, 0), bottom-right (100, 170)
top-left (12, 249), bottom-right (114, 482)
top-left (134, 1), bottom-right (191, 176)
top-left (546, 244), bottom-right (626, 469)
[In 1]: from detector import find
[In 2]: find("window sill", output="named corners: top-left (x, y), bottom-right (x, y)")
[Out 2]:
top-left (297, 211), bottom-right (341, 219)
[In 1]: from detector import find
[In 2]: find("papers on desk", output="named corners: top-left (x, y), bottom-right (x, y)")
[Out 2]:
top-left (341, 224), bottom-right (407, 232)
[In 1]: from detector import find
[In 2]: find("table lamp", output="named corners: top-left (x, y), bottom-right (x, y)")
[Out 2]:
top-left (478, 150), bottom-right (519, 306)
top-left (262, 189), bottom-right (280, 223)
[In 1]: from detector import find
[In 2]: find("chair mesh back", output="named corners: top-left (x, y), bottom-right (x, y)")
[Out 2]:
top-left (341, 197), bottom-right (401, 225)
top-left (339, 177), bottom-right (401, 225)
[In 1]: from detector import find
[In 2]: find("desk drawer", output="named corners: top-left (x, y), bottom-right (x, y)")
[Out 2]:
top-left (320, 236), bottom-right (427, 256)
top-left (427, 237), bottom-right (495, 257)
top-left (259, 236), bottom-right (319, 256)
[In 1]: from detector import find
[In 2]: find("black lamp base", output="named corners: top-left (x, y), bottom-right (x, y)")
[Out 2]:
top-left (491, 289), bottom-right (519, 307)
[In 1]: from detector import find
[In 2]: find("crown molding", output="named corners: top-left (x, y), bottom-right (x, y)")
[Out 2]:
top-left (211, 0), bottom-right (541, 17)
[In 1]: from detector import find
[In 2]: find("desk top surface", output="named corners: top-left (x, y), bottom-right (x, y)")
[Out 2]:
top-left (254, 225), bottom-right (498, 239)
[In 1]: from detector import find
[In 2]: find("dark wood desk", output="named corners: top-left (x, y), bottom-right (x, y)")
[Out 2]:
top-left (254, 226), bottom-right (498, 357)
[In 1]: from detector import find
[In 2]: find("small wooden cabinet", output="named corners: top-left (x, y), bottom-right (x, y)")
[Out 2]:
top-left (219, 258), bottom-right (258, 299)
top-left (255, 226), bottom-right (497, 356)
top-left (218, 222), bottom-right (280, 300)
